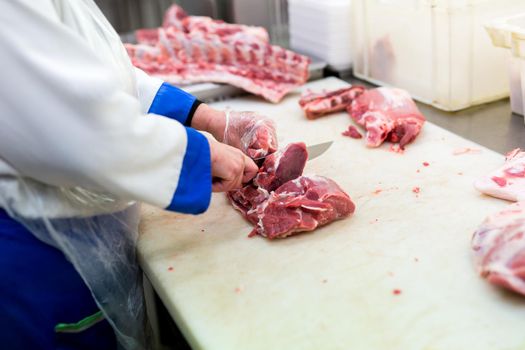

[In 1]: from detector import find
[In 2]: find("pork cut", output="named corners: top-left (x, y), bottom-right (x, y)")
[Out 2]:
top-left (228, 143), bottom-right (355, 239)
top-left (347, 87), bottom-right (426, 149)
top-left (472, 201), bottom-right (525, 296)
top-left (298, 86), bottom-right (365, 119)
top-left (474, 148), bottom-right (525, 202)
top-left (228, 143), bottom-right (308, 220)
top-left (126, 5), bottom-right (310, 103)
top-left (250, 175), bottom-right (355, 239)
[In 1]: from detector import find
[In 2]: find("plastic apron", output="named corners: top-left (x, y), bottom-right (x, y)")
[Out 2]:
top-left (0, 1), bottom-right (148, 349)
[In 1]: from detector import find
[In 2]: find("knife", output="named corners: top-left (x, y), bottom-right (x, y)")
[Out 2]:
top-left (252, 141), bottom-right (333, 163)
top-left (306, 141), bottom-right (333, 161)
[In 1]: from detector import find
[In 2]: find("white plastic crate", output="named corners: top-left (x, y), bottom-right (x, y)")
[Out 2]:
top-left (289, 0), bottom-right (353, 71)
top-left (352, 0), bottom-right (525, 111)
top-left (486, 14), bottom-right (525, 118)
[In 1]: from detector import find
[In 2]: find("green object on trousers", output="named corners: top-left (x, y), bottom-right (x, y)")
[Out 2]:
top-left (54, 310), bottom-right (105, 333)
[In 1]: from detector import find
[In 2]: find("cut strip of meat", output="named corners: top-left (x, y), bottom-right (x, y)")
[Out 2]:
top-left (472, 201), bottom-right (525, 296)
top-left (126, 5), bottom-right (310, 103)
top-left (474, 148), bottom-right (525, 202)
top-left (254, 142), bottom-right (308, 191)
top-left (298, 86), bottom-right (365, 119)
top-left (228, 142), bottom-right (355, 239)
top-left (347, 87), bottom-right (426, 149)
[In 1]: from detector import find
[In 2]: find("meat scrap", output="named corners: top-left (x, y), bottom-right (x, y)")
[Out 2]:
top-left (126, 5), bottom-right (310, 103)
top-left (474, 148), bottom-right (525, 202)
top-left (228, 143), bottom-right (355, 239)
top-left (347, 88), bottom-right (426, 149)
top-left (472, 202), bottom-right (525, 296)
top-left (342, 125), bottom-right (363, 139)
top-left (298, 86), bottom-right (365, 119)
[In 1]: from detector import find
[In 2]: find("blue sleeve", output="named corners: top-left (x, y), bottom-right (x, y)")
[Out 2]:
top-left (148, 83), bottom-right (202, 126)
top-left (166, 127), bottom-right (212, 214)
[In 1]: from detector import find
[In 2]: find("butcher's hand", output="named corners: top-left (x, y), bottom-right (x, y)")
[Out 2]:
top-left (223, 110), bottom-right (278, 159)
top-left (191, 104), bottom-right (278, 159)
top-left (208, 139), bottom-right (259, 192)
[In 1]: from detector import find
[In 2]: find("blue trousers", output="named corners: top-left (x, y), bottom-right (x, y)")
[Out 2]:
top-left (0, 209), bottom-right (117, 349)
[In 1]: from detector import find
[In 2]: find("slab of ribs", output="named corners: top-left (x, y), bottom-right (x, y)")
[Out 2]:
top-left (228, 143), bottom-right (355, 239)
top-left (125, 5), bottom-right (310, 103)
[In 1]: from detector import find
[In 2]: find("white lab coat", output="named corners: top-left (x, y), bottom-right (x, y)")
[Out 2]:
top-left (0, 0), bottom-right (206, 218)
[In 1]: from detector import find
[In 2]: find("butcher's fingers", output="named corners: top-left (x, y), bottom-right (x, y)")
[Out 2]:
top-left (212, 174), bottom-right (241, 192)
top-left (242, 155), bottom-right (258, 183)
top-left (210, 141), bottom-right (254, 192)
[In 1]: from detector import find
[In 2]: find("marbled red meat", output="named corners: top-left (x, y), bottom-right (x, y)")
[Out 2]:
top-left (347, 87), bottom-right (425, 149)
top-left (254, 143), bottom-right (307, 191)
top-left (126, 5), bottom-right (310, 103)
top-left (251, 176), bottom-right (355, 239)
top-left (228, 143), bottom-right (355, 239)
top-left (298, 86), bottom-right (365, 119)
top-left (228, 143), bottom-right (308, 222)
top-left (472, 201), bottom-right (525, 296)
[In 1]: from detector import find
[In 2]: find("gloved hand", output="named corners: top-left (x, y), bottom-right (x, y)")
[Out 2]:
top-left (223, 110), bottom-right (278, 159)
top-left (207, 137), bottom-right (259, 192)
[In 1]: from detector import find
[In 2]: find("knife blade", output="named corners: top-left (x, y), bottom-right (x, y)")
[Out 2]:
top-left (252, 141), bottom-right (333, 163)
top-left (307, 141), bottom-right (333, 161)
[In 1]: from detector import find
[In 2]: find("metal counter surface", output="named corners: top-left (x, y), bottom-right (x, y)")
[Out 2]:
top-left (344, 77), bottom-right (524, 154)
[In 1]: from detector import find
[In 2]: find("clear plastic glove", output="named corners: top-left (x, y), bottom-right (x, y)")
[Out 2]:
top-left (223, 110), bottom-right (278, 159)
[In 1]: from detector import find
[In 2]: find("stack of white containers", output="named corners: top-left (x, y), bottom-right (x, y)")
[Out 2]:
top-left (288, 0), bottom-right (353, 72)
top-left (486, 14), bottom-right (525, 120)
top-left (351, 0), bottom-right (525, 111)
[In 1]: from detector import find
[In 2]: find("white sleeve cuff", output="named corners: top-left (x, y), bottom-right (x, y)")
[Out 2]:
top-left (134, 67), bottom-right (163, 114)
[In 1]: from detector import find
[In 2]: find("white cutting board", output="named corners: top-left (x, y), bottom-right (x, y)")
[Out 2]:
top-left (138, 77), bottom-right (525, 350)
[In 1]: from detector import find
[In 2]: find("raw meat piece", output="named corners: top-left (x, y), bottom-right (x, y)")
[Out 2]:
top-left (126, 5), bottom-right (310, 103)
top-left (183, 17), bottom-right (269, 43)
top-left (347, 87), bottom-right (425, 149)
top-left (298, 86), bottom-right (365, 119)
top-left (474, 148), bottom-right (525, 202)
top-left (162, 4), bottom-right (188, 29)
top-left (342, 125), bottom-right (362, 139)
top-left (471, 202), bottom-right (525, 296)
top-left (228, 143), bottom-right (355, 239)
top-left (228, 143), bottom-right (308, 223)
top-left (161, 4), bottom-right (269, 42)
top-left (253, 143), bottom-right (308, 192)
top-left (137, 11), bottom-right (269, 46)
top-left (251, 175), bottom-right (355, 239)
